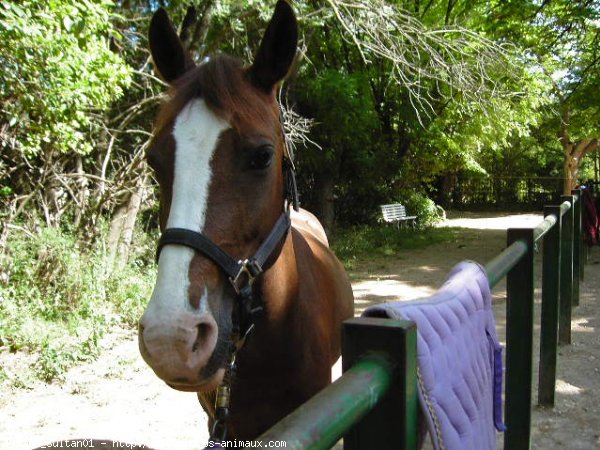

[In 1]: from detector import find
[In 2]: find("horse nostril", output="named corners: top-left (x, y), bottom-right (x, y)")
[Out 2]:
top-left (193, 322), bottom-right (212, 352)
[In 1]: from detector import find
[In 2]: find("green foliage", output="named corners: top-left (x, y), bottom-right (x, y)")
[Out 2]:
top-left (406, 71), bottom-right (555, 184)
top-left (0, 0), bottom-right (132, 156)
top-left (0, 224), bottom-right (154, 383)
top-left (35, 330), bottom-right (101, 383)
top-left (283, 0), bottom-right (571, 223)
top-left (475, 0), bottom-right (600, 176)
top-left (331, 224), bottom-right (457, 269)
top-left (296, 69), bottom-right (379, 167)
top-left (7, 228), bottom-right (89, 321)
top-left (398, 192), bottom-right (446, 227)
top-left (292, 69), bottom-right (394, 224)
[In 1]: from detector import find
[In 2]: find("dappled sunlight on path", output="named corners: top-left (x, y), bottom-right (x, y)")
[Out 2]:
top-left (439, 211), bottom-right (543, 230)
top-left (352, 277), bottom-right (437, 316)
top-left (347, 211), bottom-right (600, 450)
top-left (349, 211), bottom-right (545, 315)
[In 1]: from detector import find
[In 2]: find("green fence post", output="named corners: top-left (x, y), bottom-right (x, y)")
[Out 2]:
top-left (504, 228), bottom-right (535, 450)
top-left (571, 189), bottom-right (582, 305)
top-left (343, 317), bottom-right (418, 450)
top-left (258, 353), bottom-right (394, 449)
top-left (559, 195), bottom-right (574, 345)
top-left (578, 191), bottom-right (585, 278)
top-left (576, 189), bottom-right (584, 279)
top-left (538, 206), bottom-right (562, 407)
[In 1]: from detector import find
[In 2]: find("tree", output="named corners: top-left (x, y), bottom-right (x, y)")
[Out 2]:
top-left (0, 0), bottom-right (131, 245)
top-left (287, 0), bottom-right (544, 227)
top-left (477, 0), bottom-right (600, 194)
top-left (4, 0), bottom-right (594, 251)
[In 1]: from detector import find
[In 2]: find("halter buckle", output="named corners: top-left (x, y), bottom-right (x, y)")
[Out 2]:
top-left (229, 259), bottom-right (263, 294)
top-left (283, 157), bottom-right (300, 212)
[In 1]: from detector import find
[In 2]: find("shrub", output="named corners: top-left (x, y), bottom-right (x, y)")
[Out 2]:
top-left (331, 223), bottom-right (456, 269)
top-left (399, 191), bottom-right (446, 227)
top-left (0, 224), bottom-right (154, 383)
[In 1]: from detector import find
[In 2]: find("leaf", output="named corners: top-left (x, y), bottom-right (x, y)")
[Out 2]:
top-left (0, 186), bottom-right (14, 196)
top-left (63, 16), bottom-right (73, 31)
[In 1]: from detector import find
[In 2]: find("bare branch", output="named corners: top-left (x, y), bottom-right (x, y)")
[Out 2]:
top-left (322, 0), bottom-right (518, 124)
top-left (279, 91), bottom-right (322, 158)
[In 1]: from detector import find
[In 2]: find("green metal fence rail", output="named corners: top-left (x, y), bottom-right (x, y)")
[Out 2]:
top-left (259, 318), bottom-right (418, 450)
top-left (259, 190), bottom-right (585, 450)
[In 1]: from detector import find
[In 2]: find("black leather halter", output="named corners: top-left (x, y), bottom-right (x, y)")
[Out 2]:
top-left (157, 210), bottom-right (291, 292)
top-left (156, 206), bottom-right (292, 331)
top-left (154, 128), bottom-right (298, 339)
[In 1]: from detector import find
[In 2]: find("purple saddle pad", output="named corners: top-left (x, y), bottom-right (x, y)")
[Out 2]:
top-left (363, 261), bottom-right (506, 450)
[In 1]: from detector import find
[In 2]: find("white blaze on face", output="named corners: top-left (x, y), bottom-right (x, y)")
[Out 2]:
top-left (146, 99), bottom-right (229, 322)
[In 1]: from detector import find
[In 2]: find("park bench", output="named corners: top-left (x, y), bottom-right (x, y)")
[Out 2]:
top-left (379, 203), bottom-right (417, 228)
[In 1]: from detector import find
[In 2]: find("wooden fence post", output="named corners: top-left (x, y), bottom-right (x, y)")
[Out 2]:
top-left (343, 318), bottom-right (418, 450)
top-left (571, 190), bottom-right (582, 305)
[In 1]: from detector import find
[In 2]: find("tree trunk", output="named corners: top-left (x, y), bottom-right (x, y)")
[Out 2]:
top-left (107, 172), bottom-right (148, 271)
top-left (438, 172), bottom-right (456, 208)
top-left (107, 204), bottom-right (127, 269)
top-left (557, 98), bottom-right (599, 194)
top-left (562, 138), bottom-right (599, 195)
top-left (563, 147), bottom-right (577, 195)
top-left (313, 171), bottom-right (336, 236)
top-left (73, 155), bottom-right (89, 229)
top-left (180, 1), bottom-right (215, 58)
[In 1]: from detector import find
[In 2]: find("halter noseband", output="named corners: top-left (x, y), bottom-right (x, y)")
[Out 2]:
top-left (155, 206), bottom-right (292, 325)
top-left (156, 208), bottom-right (292, 443)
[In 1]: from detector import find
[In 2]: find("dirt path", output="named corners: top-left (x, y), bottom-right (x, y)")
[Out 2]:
top-left (353, 212), bottom-right (600, 450)
top-left (1, 212), bottom-right (599, 449)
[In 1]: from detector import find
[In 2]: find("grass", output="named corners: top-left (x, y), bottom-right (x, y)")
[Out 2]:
top-left (0, 221), bottom-right (456, 386)
top-left (0, 224), bottom-right (155, 386)
top-left (331, 223), bottom-right (458, 270)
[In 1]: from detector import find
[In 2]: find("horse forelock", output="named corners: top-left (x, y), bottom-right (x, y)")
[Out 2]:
top-left (154, 54), bottom-right (278, 136)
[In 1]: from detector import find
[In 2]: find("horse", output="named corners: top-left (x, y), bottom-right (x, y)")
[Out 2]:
top-left (138, 0), bottom-right (354, 441)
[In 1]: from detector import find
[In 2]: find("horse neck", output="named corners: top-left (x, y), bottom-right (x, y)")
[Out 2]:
top-left (257, 231), bottom-right (299, 327)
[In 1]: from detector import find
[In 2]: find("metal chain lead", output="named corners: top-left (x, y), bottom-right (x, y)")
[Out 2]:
top-left (210, 346), bottom-right (237, 442)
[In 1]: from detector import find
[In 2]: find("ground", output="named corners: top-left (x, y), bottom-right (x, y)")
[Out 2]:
top-left (1, 212), bottom-right (599, 449)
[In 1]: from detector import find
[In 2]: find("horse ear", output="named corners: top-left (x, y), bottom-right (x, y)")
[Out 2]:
top-left (149, 8), bottom-right (195, 84)
top-left (249, 0), bottom-right (298, 93)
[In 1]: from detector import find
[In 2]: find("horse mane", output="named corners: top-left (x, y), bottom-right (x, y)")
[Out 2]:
top-left (155, 54), bottom-right (277, 132)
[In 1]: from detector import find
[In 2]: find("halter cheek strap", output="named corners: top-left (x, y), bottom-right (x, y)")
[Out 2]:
top-left (155, 151), bottom-right (297, 302)
top-left (283, 157), bottom-right (299, 212)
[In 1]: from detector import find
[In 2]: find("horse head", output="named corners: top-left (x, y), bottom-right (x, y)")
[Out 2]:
top-left (139, 1), bottom-right (298, 393)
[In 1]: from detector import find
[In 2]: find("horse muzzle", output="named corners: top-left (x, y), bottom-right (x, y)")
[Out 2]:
top-left (138, 309), bottom-right (222, 391)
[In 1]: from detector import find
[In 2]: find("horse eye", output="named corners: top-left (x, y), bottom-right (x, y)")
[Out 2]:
top-left (249, 146), bottom-right (274, 170)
